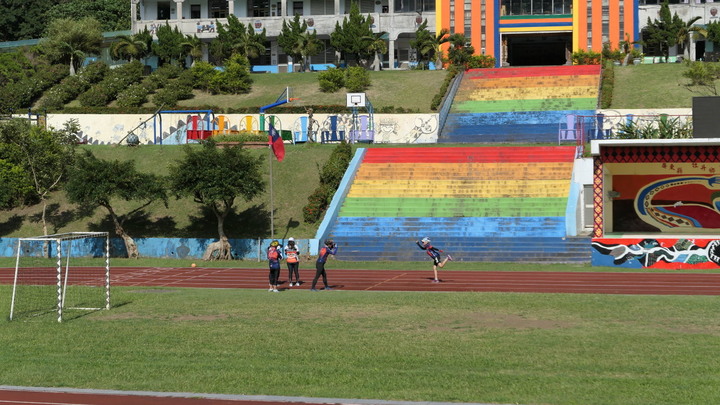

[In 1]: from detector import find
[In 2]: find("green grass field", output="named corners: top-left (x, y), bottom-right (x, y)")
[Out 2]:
top-left (2, 64), bottom-right (719, 404)
top-left (1, 284), bottom-right (718, 405)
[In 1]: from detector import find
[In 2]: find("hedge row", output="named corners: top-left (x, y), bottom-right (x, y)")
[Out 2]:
top-left (0, 64), bottom-right (68, 113)
top-left (38, 62), bottom-right (110, 111)
top-left (302, 142), bottom-right (352, 223)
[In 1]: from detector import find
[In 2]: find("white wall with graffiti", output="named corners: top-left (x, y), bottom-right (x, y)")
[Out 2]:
top-left (46, 113), bottom-right (441, 145)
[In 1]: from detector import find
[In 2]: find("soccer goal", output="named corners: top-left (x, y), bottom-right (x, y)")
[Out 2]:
top-left (10, 232), bottom-right (110, 322)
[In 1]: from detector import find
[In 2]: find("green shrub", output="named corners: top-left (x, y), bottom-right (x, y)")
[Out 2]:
top-left (39, 63), bottom-right (110, 111)
top-left (466, 55), bottom-right (496, 69)
top-left (78, 61), bottom-right (110, 84)
top-left (430, 67), bottom-right (460, 111)
top-left (208, 54), bottom-right (252, 95)
top-left (79, 61), bottom-right (145, 107)
top-left (116, 83), bottom-right (150, 107)
top-left (152, 86), bottom-right (180, 108)
top-left (0, 64), bottom-right (67, 112)
top-left (191, 61), bottom-right (218, 91)
top-left (318, 68), bottom-right (345, 93)
top-left (600, 60), bottom-right (614, 109)
top-left (212, 131), bottom-right (267, 142)
top-left (572, 50), bottom-right (602, 65)
top-left (344, 66), bottom-right (370, 92)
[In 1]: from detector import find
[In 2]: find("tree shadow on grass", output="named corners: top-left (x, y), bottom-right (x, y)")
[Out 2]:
top-left (183, 204), bottom-right (272, 239)
top-left (0, 214), bottom-right (24, 236)
top-left (29, 203), bottom-right (97, 234)
top-left (87, 212), bottom-right (179, 238)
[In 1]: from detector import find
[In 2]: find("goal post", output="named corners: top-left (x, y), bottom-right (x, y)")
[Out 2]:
top-left (10, 232), bottom-right (110, 322)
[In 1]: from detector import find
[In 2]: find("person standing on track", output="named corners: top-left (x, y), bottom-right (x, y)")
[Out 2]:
top-left (311, 239), bottom-right (337, 291)
top-left (284, 237), bottom-right (301, 287)
top-left (267, 240), bottom-right (282, 292)
top-left (416, 237), bottom-right (452, 283)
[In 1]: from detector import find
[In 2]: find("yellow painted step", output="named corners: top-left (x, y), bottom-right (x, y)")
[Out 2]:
top-left (464, 86), bottom-right (598, 101)
top-left (462, 75), bottom-right (600, 89)
top-left (355, 162), bottom-right (573, 180)
top-left (347, 179), bottom-right (570, 198)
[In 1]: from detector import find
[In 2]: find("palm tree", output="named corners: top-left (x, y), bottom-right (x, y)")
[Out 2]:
top-left (674, 15), bottom-right (703, 61)
top-left (410, 20), bottom-right (448, 69)
top-left (232, 23), bottom-right (267, 60)
top-left (180, 34), bottom-right (204, 67)
top-left (110, 33), bottom-right (150, 62)
top-left (43, 17), bottom-right (103, 75)
top-left (361, 32), bottom-right (388, 71)
top-left (292, 31), bottom-right (324, 72)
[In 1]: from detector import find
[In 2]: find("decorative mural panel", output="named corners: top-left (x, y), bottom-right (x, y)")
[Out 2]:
top-left (591, 238), bottom-right (720, 269)
top-left (607, 162), bottom-right (720, 233)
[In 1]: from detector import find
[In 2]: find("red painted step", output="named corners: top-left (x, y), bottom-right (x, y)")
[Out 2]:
top-left (362, 146), bottom-right (577, 163)
top-left (467, 65), bottom-right (601, 80)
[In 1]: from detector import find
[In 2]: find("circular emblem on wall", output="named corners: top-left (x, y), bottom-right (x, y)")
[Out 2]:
top-left (306, 18), bottom-right (314, 27)
top-left (712, 7), bottom-right (718, 16)
top-left (254, 20), bottom-right (262, 29)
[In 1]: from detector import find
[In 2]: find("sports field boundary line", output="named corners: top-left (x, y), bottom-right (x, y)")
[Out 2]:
top-left (364, 272), bottom-right (408, 290)
top-left (0, 385), bottom-right (506, 405)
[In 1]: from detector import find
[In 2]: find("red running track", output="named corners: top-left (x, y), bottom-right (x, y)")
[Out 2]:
top-left (4, 266), bottom-right (720, 295)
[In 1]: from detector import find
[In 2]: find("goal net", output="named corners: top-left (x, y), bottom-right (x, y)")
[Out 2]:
top-left (10, 232), bottom-right (110, 322)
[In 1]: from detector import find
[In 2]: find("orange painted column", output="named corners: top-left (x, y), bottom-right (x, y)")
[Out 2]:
top-left (591, 0), bottom-right (602, 53)
top-left (440, 0), bottom-right (452, 58)
top-left (485, 0), bottom-right (495, 59)
top-left (472, 0), bottom-right (481, 53)
top-left (455, 0), bottom-right (465, 34)
top-left (624, 0), bottom-right (635, 43)
top-left (609, 0), bottom-right (620, 48)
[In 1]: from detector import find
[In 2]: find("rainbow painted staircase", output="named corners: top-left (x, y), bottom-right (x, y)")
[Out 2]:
top-left (328, 146), bottom-right (591, 262)
top-left (441, 65), bottom-right (602, 143)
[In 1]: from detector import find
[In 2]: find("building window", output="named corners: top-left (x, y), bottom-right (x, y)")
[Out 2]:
top-left (191, 4), bottom-right (202, 18)
top-left (501, 0), bottom-right (572, 15)
top-left (157, 1), bottom-right (171, 19)
top-left (210, 0), bottom-right (229, 18)
top-left (293, 1), bottom-right (304, 15)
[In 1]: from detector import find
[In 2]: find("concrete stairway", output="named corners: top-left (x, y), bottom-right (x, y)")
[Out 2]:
top-left (441, 65), bottom-right (602, 143)
top-left (328, 146), bottom-right (591, 263)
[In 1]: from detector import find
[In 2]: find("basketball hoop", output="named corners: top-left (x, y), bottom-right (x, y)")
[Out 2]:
top-left (346, 93), bottom-right (366, 108)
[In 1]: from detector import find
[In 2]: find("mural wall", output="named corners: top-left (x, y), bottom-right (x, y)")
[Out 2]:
top-left (593, 143), bottom-right (720, 269)
top-left (592, 238), bottom-right (720, 269)
top-left (45, 113), bottom-right (440, 145)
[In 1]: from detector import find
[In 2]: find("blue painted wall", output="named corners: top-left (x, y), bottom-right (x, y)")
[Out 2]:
top-left (0, 237), bottom-right (316, 259)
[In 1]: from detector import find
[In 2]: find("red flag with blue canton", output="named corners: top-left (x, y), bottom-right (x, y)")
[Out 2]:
top-left (268, 123), bottom-right (285, 162)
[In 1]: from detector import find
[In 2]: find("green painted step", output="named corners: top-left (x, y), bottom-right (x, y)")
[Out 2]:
top-left (339, 197), bottom-right (567, 217)
top-left (452, 98), bottom-right (598, 113)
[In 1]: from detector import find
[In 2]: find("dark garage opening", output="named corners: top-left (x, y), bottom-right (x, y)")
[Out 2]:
top-left (506, 33), bottom-right (572, 66)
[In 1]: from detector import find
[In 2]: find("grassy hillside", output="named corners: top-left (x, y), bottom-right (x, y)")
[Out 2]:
top-left (0, 143), bottom-right (343, 239)
top-left (66, 69), bottom-right (449, 113)
top-left (610, 62), bottom-right (714, 109)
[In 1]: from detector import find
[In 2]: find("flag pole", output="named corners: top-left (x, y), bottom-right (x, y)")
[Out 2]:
top-left (269, 143), bottom-right (274, 240)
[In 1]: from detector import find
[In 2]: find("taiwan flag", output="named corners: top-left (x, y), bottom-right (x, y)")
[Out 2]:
top-left (268, 123), bottom-right (285, 162)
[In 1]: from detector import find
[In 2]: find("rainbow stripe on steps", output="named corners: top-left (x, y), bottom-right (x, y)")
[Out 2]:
top-left (328, 146), bottom-right (591, 263)
top-left (442, 65), bottom-right (602, 143)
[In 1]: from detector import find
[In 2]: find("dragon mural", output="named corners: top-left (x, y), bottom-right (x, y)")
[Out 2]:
top-left (635, 175), bottom-right (720, 230)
